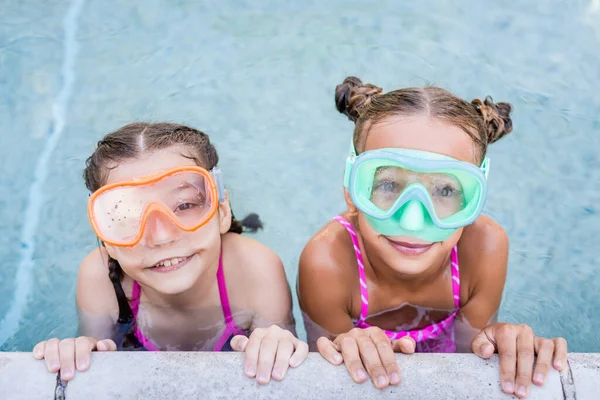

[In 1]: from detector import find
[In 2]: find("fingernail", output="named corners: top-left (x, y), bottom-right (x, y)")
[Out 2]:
top-left (534, 373), bottom-right (544, 385)
top-left (245, 367), bottom-right (255, 377)
top-left (50, 362), bottom-right (60, 372)
top-left (390, 372), bottom-right (401, 385)
top-left (555, 360), bottom-right (563, 369)
top-left (62, 369), bottom-right (73, 379)
top-left (516, 385), bottom-right (527, 397)
top-left (332, 354), bottom-right (343, 364)
top-left (356, 369), bottom-right (367, 381)
top-left (272, 370), bottom-right (282, 380)
top-left (502, 381), bottom-right (514, 393)
top-left (377, 375), bottom-right (387, 387)
top-left (257, 373), bottom-right (268, 384)
top-left (78, 361), bottom-right (88, 371)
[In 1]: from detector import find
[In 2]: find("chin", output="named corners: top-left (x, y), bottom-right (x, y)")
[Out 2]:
top-left (381, 237), bottom-right (441, 274)
top-left (144, 258), bottom-right (203, 295)
top-left (150, 271), bottom-right (199, 295)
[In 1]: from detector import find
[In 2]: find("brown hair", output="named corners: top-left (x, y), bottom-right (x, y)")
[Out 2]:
top-left (84, 122), bottom-right (262, 345)
top-left (335, 76), bottom-right (513, 162)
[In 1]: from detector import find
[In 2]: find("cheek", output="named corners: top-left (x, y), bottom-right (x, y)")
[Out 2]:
top-left (356, 212), bottom-right (382, 246)
top-left (107, 246), bottom-right (147, 273)
top-left (441, 227), bottom-right (463, 249)
top-left (188, 217), bottom-right (222, 245)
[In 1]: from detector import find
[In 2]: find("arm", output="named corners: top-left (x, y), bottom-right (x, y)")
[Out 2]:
top-left (459, 216), bottom-right (567, 398)
top-left (227, 235), bottom-right (308, 384)
top-left (297, 237), bottom-right (354, 350)
top-left (454, 217), bottom-right (509, 352)
top-left (33, 247), bottom-right (119, 381)
top-left (297, 232), bottom-right (414, 390)
top-left (247, 245), bottom-right (296, 334)
top-left (76, 247), bottom-right (120, 339)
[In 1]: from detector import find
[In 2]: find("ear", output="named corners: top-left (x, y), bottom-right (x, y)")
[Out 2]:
top-left (343, 187), bottom-right (358, 215)
top-left (217, 190), bottom-right (233, 234)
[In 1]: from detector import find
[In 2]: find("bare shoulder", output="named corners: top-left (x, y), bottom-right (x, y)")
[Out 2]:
top-left (458, 215), bottom-right (509, 293)
top-left (298, 217), bottom-right (356, 311)
top-left (222, 232), bottom-right (284, 278)
top-left (221, 232), bottom-right (293, 324)
top-left (461, 214), bottom-right (509, 258)
top-left (76, 246), bottom-right (119, 317)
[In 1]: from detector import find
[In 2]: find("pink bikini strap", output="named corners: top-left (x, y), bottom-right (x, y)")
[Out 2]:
top-left (333, 216), bottom-right (369, 323)
top-left (450, 246), bottom-right (461, 307)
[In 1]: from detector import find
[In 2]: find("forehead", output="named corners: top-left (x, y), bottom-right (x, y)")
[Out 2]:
top-left (105, 145), bottom-right (199, 184)
top-left (363, 116), bottom-right (478, 164)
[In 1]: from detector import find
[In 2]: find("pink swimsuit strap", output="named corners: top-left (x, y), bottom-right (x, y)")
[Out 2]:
top-left (333, 216), bottom-right (461, 344)
top-left (130, 248), bottom-right (246, 351)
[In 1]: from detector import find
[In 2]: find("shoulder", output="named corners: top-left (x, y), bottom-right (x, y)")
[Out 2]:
top-left (222, 232), bottom-right (284, 279)
top-left (298, 217), bottom-right (356, 313)
top-left (76, 247), bottom-right (120, 316)
top-left (458, 214), bottom-right (509, 296)
top-left (460, 214), bottom-right (509, 261)
top-left (221, 232), bottom-right (290, 310)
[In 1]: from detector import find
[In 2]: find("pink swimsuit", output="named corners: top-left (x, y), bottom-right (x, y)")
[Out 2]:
top-left (334, 216), bottom-right (460, 353)
top-left (129, 249), bottom-right (247, 351)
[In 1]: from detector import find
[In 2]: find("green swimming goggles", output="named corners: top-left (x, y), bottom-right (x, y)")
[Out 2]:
top-left (343, 141), bottom-right (490, 242)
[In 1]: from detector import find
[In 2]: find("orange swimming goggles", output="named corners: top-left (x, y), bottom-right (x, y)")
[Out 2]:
top-left (88, 166), bottom-right (225, 247)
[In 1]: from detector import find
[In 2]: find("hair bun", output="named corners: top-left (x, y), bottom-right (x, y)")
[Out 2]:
top-left (335, 76), bottom-right (383, 123)
top-left (471, 96), bottom-right (513, 144)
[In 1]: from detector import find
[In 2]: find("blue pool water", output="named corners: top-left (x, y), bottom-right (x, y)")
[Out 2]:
top-left (1, 0), bottom-right (599, 352)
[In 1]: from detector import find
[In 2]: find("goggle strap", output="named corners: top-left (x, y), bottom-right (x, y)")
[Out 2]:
top-left (344, 138), bottom-right (357, 189)
top-left (211, 167), bottom-right (226, 203)
top-left (344, 156), bottom-right (353, 188)
top-left (480, 157), bottom-right (490, 180)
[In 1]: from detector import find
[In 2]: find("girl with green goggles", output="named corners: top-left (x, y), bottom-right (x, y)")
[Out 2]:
top-left (299, 77), bottom-right (568, 398)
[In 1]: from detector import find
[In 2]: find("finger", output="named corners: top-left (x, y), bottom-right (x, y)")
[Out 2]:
top-left (514, 326), bottom-right (535, 399)
top-left (552, 338), bottom-right (568, 371)
top-left (33, 341), bottom-right (46, 360)
top-left (58, 339), bottom-right (76, 381)
top-left (392, 336), bottom-right (416, 355)
top-left (256, 336), bottom-right (278, 385)
top-left (96, 339), bottom-right (117, 352)
top-left (339, 336), bottom-right (368, 384)
top-left (289, 339), bottom-right (309, 368)
top-left (230, 335), bottom-right (249, 352)
top-left (75, 337), bottom-right (96, 372)
top-left (271, 339), bottom-right (294, 381)
top-left (471, 329), bottom-right (496, 359)
top-left (373, 331), bottom-right (401, 386)
top-left (532, 338), bottom-right (555, 386)
top-left (243, 334), bottom-right (263, 379)
top-left (44, 338), bottom-right (60, 373)
top-left (496, 326), bottom-right (518, 395)
top-left (316, 337), bottom-right (343, 365)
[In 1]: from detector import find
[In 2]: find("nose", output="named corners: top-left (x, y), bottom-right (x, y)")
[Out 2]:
top-left (142, 209), bottom-right (180, 248)
top-left (397, 200), bottom-right (426, 231)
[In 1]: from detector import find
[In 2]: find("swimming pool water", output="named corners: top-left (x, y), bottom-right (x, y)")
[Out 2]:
top-left (1, 0), bottom-right (599, 352)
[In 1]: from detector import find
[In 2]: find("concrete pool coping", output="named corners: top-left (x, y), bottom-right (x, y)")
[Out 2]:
top-left (0, 352), bottom-right (597, 399)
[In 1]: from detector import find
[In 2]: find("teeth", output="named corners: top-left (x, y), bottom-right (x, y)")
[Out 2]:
top-left (154, 257), bottom-right (186, 268)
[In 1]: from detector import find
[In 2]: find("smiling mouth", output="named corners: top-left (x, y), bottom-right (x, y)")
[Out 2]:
top-left (149, 255), bottom-right (192, 273)
top-left (385, 238), bottom-right (434, 256)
